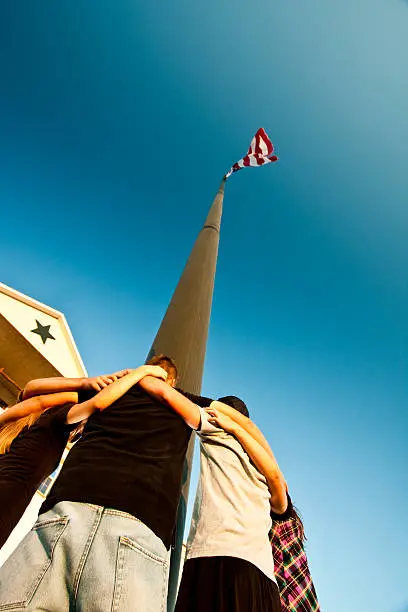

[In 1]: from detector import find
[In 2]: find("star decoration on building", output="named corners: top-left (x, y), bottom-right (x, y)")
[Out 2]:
top-left (31, 320), bottom-right (56, 344)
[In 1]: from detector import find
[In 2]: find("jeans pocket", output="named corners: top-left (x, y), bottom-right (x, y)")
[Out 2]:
top-left (112, 536), bottom-right (169, 612)
top-left (0, 516), bottom-right (68, 610)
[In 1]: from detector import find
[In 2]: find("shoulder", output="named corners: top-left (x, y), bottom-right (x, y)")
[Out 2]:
top-left (177, 390), bottom-right (213, 408)
top-left (40, 404), bottom-right (73, 428)
top-left (195, 407), bottom-right (225, 437)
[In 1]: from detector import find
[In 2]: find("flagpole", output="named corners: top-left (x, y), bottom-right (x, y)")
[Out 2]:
top-left (146, 179), bottom-right (225, 610)
top-left (145, 126), bottom-right (277, 610)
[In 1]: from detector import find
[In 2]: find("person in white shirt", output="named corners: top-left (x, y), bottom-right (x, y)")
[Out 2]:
top-left (178, 396), bottom-right (287, 611)
top-left (138, 380), bottom-right (287, 612)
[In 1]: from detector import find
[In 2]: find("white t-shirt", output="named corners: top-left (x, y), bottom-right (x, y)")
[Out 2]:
top-left (186, 408), bottom-right (276, 582)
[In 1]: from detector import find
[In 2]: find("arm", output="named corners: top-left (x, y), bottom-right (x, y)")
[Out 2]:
top-left (65, 365), bottom-right (168, 424)
top-left (0, 392), bottom-right (78, 426)
top-left (139, 377), bottom-right (201, 429)
top-left (206, 408), bottom-right (288, 514)
top-left (22, 377), bottom-right (99, 399)
top-left (209, 400), bottom-right (278, 462)
top-left (21, 370), bottom-right (135, 400)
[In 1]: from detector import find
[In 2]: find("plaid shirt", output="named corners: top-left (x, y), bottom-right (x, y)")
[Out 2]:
top-left (270, 498), bottom-right (320, 612)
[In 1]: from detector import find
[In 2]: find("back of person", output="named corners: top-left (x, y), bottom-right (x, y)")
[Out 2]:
top-left (270, 498), bottom-right (320, 612)
top-left (177, 398), bottom-right (283, 612)
top-left (0, 359), bottom-right (194, 612)
top-left (42, 383), bottom-right (192, 548)
top-left (0, 404), bottom-right (73, 487)
top-left (0, 404), bottom-right (74, 548)
top-left (186, 410), bottom-right (274, 581)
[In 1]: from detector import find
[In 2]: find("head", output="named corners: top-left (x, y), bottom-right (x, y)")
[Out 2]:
top-left (0, 412), bottom-right (40, 454)
top-left (217, 395), bottom-right (249, 418)
top-left (146, 354), bottom-right (178, 387)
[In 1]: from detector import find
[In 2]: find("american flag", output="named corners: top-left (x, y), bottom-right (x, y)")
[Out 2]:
top-left (225, 128), bottom-right (278, 179)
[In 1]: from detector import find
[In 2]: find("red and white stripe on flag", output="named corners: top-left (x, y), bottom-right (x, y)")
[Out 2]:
top-left (225, 128), bottom-right (278, 179)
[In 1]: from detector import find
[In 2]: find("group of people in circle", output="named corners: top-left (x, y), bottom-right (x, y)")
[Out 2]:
top-left (0, 355), bottom-right (319, 611)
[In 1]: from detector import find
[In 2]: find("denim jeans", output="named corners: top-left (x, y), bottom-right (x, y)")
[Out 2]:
top-left (0, 501), bottom-right (170, 611)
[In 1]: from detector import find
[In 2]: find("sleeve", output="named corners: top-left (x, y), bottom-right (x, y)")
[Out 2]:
top-left (77, 389), bottom-right (96, 403)
top-left (270, 493), bottom-right (294, 521)
top-left (48, 404), bottom-right (77, 432)
top-left (176, 389), bottom-right (213, 408)
top-left (195, 406), bottom-right (223, 436)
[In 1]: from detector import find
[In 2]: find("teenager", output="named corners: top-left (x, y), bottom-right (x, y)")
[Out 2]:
top-left (0, 391), bottom-right (78, 549)
top-left (270, 495), bottom-right (320, 612)
top-left (0, 356), bottom-right (211, 612)
top-left (174, 397), bottom-right (286, 612)
top-left (0, 365), bottom-right (166, 551)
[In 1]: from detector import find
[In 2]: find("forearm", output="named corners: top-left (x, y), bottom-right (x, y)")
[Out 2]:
top-left (66, 368), bottom-right (165, 424)
top-left (232, 425), bottom-right (287, 514)
top-left (0, 392), bottom-right (78, 426)
top-left (22, 377), bottom-right (87, 400)
top-left (90, 370), bottom-right (148, 410)
top-left (211, 401), bottom-right (277, 462)
top-left (65, 371), bottom-right (140, 424)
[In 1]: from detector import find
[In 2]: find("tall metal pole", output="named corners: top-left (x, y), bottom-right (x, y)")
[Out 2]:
top-left (146, 179), bottom-right (225, 610)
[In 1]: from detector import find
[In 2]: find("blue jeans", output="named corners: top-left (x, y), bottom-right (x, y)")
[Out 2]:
top-left (0, 501), bottom-right (170, 611)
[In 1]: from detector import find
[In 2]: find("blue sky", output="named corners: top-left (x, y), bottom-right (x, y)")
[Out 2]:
top-left (1, 1), bottom-right (407, 610)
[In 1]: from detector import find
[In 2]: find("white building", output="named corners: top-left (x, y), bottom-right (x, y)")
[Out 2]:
top-left (0, 282), bottom-right (87, 565)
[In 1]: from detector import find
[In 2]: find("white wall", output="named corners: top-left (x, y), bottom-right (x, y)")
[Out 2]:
top-left (0, 285), bottom-right (87, 566)
top-left (0, 290), bottom-right (85, 377)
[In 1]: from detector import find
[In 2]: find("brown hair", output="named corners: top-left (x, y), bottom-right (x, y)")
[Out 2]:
top-left (146, 354), bottom-right (178, 382)
top-left (0, 413), bottom-right (40, 454)
top-left (292, 505), bottom-right (306, 542)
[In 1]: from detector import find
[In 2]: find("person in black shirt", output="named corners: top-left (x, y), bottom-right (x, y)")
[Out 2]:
top-left (0, 391), bottom-right (79, 548)
top-left (0, 365), bottom-right (168, 603)
top-left (0, 356), bottom-right (212, 612)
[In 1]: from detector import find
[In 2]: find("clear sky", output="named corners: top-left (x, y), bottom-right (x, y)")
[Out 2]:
top-left (1, 1), bottom-right (407, 610)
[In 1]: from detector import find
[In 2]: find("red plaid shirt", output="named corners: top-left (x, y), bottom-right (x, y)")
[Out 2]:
top-left (270, 497), bottom-right (320, 612)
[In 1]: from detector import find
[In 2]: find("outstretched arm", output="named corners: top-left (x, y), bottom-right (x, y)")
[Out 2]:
top-left (139, 377), bottom-right (202, 429)
top-left (22, 376), bottom-right (104, 399)
top-left (21, 369), bottom-right (134, 400)
top-left (65, 365), bottom-right (168, 424)
top-left (206, 407), bottom-right (287, 514)
top-left (0, 392), bottom-right (79, 427)
top-left (209, 400), bottom-right (278, 463)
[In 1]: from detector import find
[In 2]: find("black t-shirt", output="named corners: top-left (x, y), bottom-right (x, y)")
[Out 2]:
top-left (0, 404), bottom-right (74, 547)
top-left (42, 386), bottom-right (212, 549)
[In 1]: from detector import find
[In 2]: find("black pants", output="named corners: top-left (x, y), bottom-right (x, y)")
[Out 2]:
top-left (175, 556), bottom-right (282, 612)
